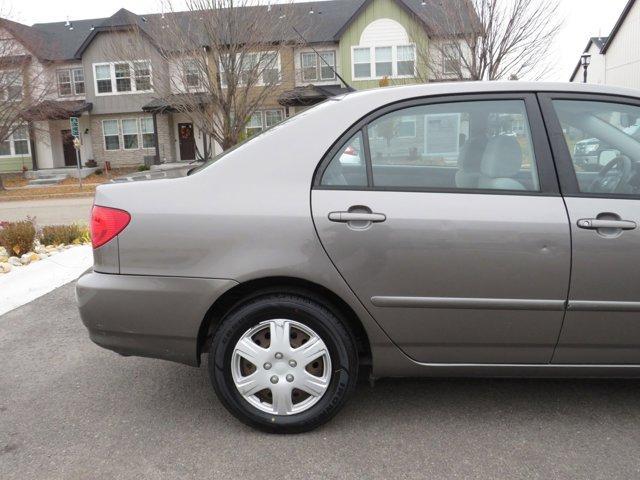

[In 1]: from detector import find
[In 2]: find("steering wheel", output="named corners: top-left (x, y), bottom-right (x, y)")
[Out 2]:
top-left (590, 155), bottom-right (633, 193)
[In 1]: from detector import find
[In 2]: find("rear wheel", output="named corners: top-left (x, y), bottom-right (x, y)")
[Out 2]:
top-left (208, 293), bottom-right (358, 433)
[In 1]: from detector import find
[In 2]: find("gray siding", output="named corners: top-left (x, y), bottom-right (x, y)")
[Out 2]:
top-left (82, 31), bottom-right (168, 115)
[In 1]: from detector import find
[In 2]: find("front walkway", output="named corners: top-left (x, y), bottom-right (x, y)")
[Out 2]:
top-left (0, 197), bottom-right (93, 225)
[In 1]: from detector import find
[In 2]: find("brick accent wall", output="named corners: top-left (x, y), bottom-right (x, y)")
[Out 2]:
top-left (90, 113), bottom-right (173, 167)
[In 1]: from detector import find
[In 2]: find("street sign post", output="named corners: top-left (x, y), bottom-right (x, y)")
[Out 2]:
top-left (70, 117), bottom-right (82, 189)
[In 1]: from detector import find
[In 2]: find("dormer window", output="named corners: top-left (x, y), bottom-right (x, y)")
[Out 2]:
top-left (93, 61), bottom-right (153, 96)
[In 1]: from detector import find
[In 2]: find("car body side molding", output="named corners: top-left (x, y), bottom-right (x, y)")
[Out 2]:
top-left (370, 296), bottom-right (566, 311)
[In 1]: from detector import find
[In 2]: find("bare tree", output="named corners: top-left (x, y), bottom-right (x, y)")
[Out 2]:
top-left (101, 0), bottom-right (304, 156)
top-left (0, 7), bottom-right (57, 189)
top-left (414, 0), bottom-right (563, 82)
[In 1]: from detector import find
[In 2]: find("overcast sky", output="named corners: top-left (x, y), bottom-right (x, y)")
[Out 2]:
top-left (3, 0), bottom-right (630, 81)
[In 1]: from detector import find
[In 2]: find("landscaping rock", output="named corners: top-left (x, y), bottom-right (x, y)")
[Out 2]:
top-left (0, 255), bottom-right (8, 263)
top-left (29, 252), bottom-right (40, 262)
top-left (38, 253), bottom-right (49, 260)
top-left (0, 247), bottom-right (7, 257)
top-left (20, 254), bottom-right (31, 265)
top-left (0, 262), bottom-right (11, 274)
top-left (8, 257), bottom-right (21, 267)
top-left (35, 245), bottom-right (48, 255)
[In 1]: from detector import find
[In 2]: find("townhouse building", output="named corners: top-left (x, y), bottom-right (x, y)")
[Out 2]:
top-left (0, 0), bottom-right (475, 173)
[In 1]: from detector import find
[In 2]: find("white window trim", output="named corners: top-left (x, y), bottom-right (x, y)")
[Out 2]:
top-left (57, 67), bottom-right (85, 97)
top-left (244, 108), bottom-right (285, 135)
top-left (102, 118), bottom-right (157, 151)
top-left (0, 70), bottom-right (23, 102)
top-left (220, 51), bottom-right (282, 88)
top-left (102, 119), bottom-right (121, 151)
top-left (300, 50), bottom-right (337, 82)
top-left (351, 44), bottom-right (416, 81)
top-left (140, 117), bottom-right (156, 149)
top-left (397, 115), bottom-right (417, 138)
top-left (0, 126), bottom-right (30, 158)
top-left (93, 61), bottom-right (154, 97)
top-left (442, 43), bottom-right (461, 75)
top-left (121, 118), bottom-right (141, 151)
top-left (182, 59), bottom-right (202, 89)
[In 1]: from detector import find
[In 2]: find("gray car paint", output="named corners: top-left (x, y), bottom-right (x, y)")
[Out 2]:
top-left (77, 81), bottom-right (640, 378)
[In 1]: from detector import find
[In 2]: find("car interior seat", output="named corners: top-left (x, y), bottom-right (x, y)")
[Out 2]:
top-left (455, 136), bottom-right (488, 188)
top-left (478, 135), bottom-right (526, 190)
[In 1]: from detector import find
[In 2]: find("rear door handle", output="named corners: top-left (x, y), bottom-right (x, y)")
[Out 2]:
top-left (328, 212), bottom-right (387, 223)
top-left (577, 219), bottom-right (637, 230)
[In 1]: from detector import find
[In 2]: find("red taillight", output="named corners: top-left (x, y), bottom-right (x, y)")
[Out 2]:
top-left (90, 205), bottom-right (131, 249)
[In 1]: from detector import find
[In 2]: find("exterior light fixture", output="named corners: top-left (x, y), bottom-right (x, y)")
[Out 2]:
top-left (580, 53), bottom-right (591, 83)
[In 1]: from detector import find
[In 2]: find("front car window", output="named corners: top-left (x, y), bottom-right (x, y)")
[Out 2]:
top-left (552, 100), bottom-right (640, 195)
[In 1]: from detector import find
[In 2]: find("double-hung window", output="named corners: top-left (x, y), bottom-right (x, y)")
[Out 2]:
top-left (0, 71), bottom-right (22, 101)
top-left (134, 61), bottom-right (152, 91)
top-left (0, 126), bottom-right (29, 157)
top-left (121, 119), bottom-right (139, 149)
top-left (245, 109), bottom-right (284, 136)
top-left (57, 67), bottom-right (85, 96)
top-left (102, 120), bottom-right (120, 150)
top-left (442, 43), bottom-right (461, 75)
top-left (352, 45), bottom-right (416, 79)
top-left (141, 117), bottom-right (155, 149)
top-left (95, 65), bottom-right (112, 94)
top-left (183, 59), bottom-right (201, 88)
top-left (353, 48), bottom-right (371, 79)
top-left (115, 63), bottom-right (132, 92)
top-left (94, 61), bottom-right (153, 95)
top-left (301, 51), bottom-right (336, 82)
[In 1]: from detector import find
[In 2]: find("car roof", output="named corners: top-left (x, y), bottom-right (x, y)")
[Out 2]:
top-left (338, 81), bottom-right (640, 104)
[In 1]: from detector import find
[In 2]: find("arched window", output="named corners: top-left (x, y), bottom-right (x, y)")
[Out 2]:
top-left (351, 19), bottom-right (416, 80)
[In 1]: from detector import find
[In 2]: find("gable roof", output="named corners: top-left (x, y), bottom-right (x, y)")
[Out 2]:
top-left (569, 36), bottom-right (608, 82)
top-left (4, 0), bottom-right (478, 62)
top-left (334, 0), bottom-right (479, 40)
top-left (601, 0), bottom-right (636, 54)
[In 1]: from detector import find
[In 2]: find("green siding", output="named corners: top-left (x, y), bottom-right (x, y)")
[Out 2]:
top-left (338, 0), bottom-right (429, 89)
top-left (0, 156), bottom-right (32, 173)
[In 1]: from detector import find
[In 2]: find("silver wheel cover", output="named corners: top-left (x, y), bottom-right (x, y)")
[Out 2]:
top-left (231, 319), bottom-right (332, 415)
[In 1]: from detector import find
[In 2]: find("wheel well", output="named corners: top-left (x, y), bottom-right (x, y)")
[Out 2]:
top-left (197, 277), bottom-right (372, 368)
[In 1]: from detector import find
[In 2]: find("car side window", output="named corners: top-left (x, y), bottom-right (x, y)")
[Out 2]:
top-left (552, 100), bottom-right (640, 195)
top-left (367, 100), bottom-right (540, 191)
top-left (321, 131), bottom-right (367, 187)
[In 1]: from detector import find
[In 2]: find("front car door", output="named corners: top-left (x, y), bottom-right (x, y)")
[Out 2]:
top-left (312, 94), bottom-right (571, 364)
top-left (540, 93), bottom-right (640, 364)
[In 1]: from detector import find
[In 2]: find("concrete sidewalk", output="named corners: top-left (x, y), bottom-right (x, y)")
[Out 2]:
top-left (0, 197), bottom-right (93, 225)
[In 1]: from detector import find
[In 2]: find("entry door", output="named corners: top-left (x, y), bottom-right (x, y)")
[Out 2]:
top-left (61, 129), bottom-right (78, 167)
top-left (178, 123), bottom-right (196, 160)
top-left (312, 95), bottom-right (571, 364)
top-left (541, 94), bottom-right (640, 364)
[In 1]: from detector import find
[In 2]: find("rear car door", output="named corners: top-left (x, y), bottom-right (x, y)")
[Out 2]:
top-left (540, 93), bottom-right (640, 364)
top-left (311, 94), bottom-right (571, 364)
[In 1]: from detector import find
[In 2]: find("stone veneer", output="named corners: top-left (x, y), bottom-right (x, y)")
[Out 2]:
top-left (89, 113), bottom-right (175, 167)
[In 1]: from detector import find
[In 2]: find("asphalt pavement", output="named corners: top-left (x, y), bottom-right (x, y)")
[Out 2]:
top-left (0, 197), bottom-right (93, 225)
top-left (2, 283), bottom-right (640, 479)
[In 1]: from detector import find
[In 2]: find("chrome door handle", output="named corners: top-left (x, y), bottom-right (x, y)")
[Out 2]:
top-left (328, 212), bottom-right (386, 223)
top-left (577, 218), bottom-right (637, 230)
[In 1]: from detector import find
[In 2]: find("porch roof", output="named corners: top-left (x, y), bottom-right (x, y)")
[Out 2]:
top-left (22, 100), bottom-right (93, 121)
top-left (278, 84), bottom-right (352, 107)
top-left (142, 94), bottom-right (210, 114)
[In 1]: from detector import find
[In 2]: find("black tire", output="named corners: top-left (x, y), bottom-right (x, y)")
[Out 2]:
top-left (208, 293), bottom-right (358, 433)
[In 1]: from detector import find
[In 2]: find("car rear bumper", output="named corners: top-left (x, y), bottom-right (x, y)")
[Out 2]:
top-left (76, 270), bottom-right (238, 366)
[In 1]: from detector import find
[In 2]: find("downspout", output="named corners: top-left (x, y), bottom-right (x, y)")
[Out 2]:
top-left (152, 111), bottom-right (160, 164)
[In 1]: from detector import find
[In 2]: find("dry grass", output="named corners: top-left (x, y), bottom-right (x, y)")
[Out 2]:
top-left (0, 167), bottom-right (139, 201)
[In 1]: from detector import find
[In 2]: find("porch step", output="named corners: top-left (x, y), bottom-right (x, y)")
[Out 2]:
top-left (27, 175), bottom-right (68, 186)
top-left (25, 167), bottom-right (97, 180)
